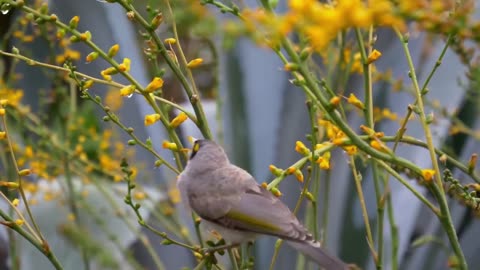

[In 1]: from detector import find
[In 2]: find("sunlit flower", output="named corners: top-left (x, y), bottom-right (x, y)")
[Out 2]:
top-left (295, 141), bottom-right (311, 156)
top-left (144, 114), bottom-right (161, 126)
top-left (421, 169), bottom-right (436, 182)
top-left (347, 93), bottom-right (365, 110)
top-left (269, 164), bottom-right (283, 176)
top-left (162, 141), bottom-right (178, 151)
top-left (170, 112), bottom-right (188, 128)
top-left (187, 58), bottom-right (204, 69)
top-left (165, 38), bottom-right (177, 45)
top-left (120, 85), bottom-right (136, 97)
top-left (145, 77), bottom-right (164, 93)
top-left (367, 49), bottom-right (382, 64)
top-left (108, 44), bottom-right (120, 57)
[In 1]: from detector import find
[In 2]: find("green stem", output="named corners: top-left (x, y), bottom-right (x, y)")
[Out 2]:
top-left (1, 116), bottom-right (43, 243)
top-left (349, 155), bottom-right (376, 260)
top-left (228, 249), bottom-right (239, 270)
top-left (385, 186), bottom-right (398, 270)
top-left (356, 26), bottom-right (384, 269)
top-left (393, 33), bottom-right (453, 152)
top-left (193, 259), bottom-right (206, 270)
top-left (321, 173), bottom-right (330, 245)
top-left (394, 28), bottom-right (467, 270)
top-left (269, 239), bottom-right (283, 270)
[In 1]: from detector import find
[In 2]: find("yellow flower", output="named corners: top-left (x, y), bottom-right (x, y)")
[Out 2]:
top-left (295, 141), bottom-right (311, 156)
top-left (145, 77), bottom-right (164, 93)
top-left (330, 96), bottom-right (341, 106)
top-left (24, 146), bottom-right (33, 158)
top-left (170, 112), bottom-right (188, 128)
top-left (133, 191), bottom-right (146, 200)
top-left (370, 140), bottom-right (389, 153)
top-left (421, 169), bottom-right (436, 182)
top-left (269, 164), bottom-right (283, 176)
top-left (0, 181), bottom-right (19, 189)
top-left (347, 93), bottom-right (365, 110)
top-left (315, 143), bottom-right (327, 150)
top-left (12, 198), bottom-right (19, 206)
top-left (55, 49), bottom-right (81, 64)
top-left (83, 80), bottom-right (94, 89)
top-left (69, 16), bottom-right (80, 28)
top-left (271, 187), bottom-right (282, 197)
top-left (316, 152), bottom-right (331, 170)
top-left (0, 88), bottom-right (23, 107)
top-left (0, 108), bottom-right (4, 116)
top-left (0, 131), bottom-right (6, 140)
top-left (15, 219), bottom-right (25, 226)
top-left (79, 31), bottom-right (92, 41)
top-left (284, 63), bottom-right (298, 71)
top-left (120, 85), bottom-right (136, 97)
top-left (151, 13), bottom-right (163, 29)
top-left (108, 44), bottom-right (120, 57)
top-left (165, 38), bottom-right (177, 45)
top-left (367, 49), bottom-right (382, 64)
top-left (468, 154), bottom-right (478, 172)
top-left (144, 114), bottom-right (161, 126)
top-left (285, 167), bottom-right (296, 175)
top-left (101, 67), bottom-right (118, 76)
top-left (113, 175), bottom-right (123, 182)
top-left (344, 145), bottom-right (358, 156)
top-left (100, 67), bottom-right (118, 81)
top-left (162, 141), bottom-right (178, 151)
top-left (118, 58), bottom-right (131, 72)
top-left (187, 58), bottom-right (204, 69)
top-left (360, 125), bottom-right (376, 136)
top-left (319, 160), bottom-right (330, 170)
top-left (68, 213), bottom-right (76, 221)
top-left (294, 169), bottom-right (304, 183)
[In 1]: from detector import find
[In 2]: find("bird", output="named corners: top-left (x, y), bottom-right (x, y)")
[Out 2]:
top-left (177, 139), bottom-right (349, 270)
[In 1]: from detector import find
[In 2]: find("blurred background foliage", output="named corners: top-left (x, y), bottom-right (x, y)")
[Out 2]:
top-left (0, 0), bottom-right (480, 270)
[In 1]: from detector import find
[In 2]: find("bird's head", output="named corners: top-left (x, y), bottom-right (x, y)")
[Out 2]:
top-left (186, 139), bottom-right (230, 173)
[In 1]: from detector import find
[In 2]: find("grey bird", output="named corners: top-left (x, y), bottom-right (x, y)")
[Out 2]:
top-left (177, 139), bottom-right (349, 270)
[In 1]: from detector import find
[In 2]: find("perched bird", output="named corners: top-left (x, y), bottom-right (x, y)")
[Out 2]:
top-left (177, 139), bottom-right (349, 270)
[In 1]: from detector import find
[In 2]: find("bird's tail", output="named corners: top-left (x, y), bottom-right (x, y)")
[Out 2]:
top-left (286, 240), bottom-right (349, 270)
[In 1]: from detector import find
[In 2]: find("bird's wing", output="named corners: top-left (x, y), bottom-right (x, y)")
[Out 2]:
top-left (187, 165), bottom-right (256, 220)
top-left (187, 164), bottom-right (312, 241)
top-left (210, 183), bottom-right (313, 242)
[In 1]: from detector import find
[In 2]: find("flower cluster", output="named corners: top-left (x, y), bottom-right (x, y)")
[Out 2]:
top-left (242, 0), bottom-right (405, 51)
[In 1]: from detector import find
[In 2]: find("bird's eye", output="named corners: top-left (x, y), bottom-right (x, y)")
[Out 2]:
top-left (190, 141), bottom-right (200, 159)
